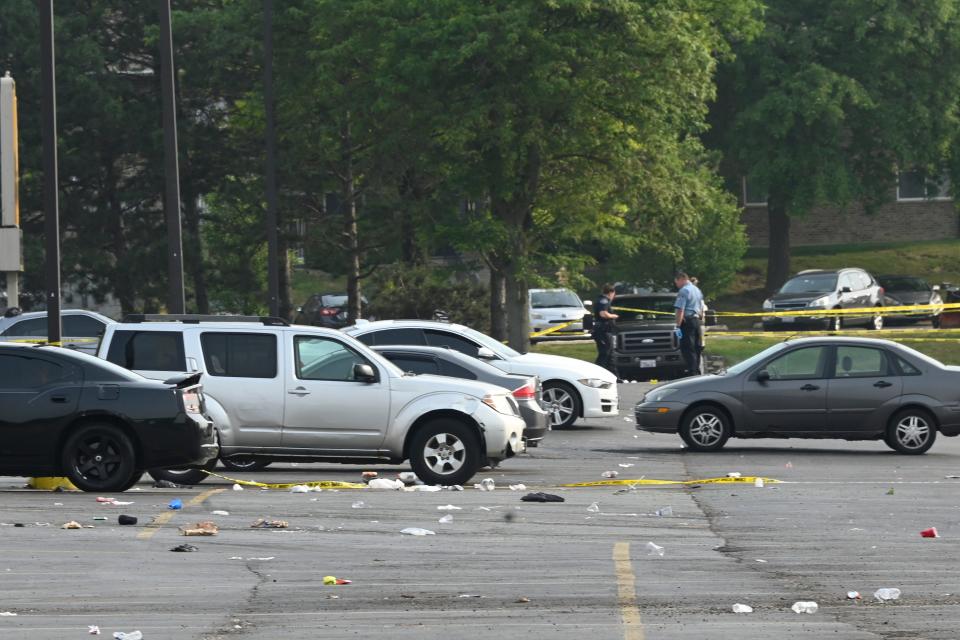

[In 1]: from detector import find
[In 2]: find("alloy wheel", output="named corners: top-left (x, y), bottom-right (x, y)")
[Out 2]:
top-left (895, 415), bottom-right (930, 449)
top-left (688, 413), bottom-right (724, 447)
top-left (543, 386), bottom-right (575, 427)
top-left (422, 432), bottom-right (466, 476)
top-left (73, 434), bottom-right (125, 483)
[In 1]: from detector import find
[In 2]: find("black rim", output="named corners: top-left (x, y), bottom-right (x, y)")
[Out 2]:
top-left (224, 457), bottom-right (261, 470)
top-left (72, 432), bottom-right (125, 484)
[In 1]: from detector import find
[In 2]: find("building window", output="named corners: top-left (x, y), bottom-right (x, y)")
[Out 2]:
top-left (741, 177), bottom-right (768, 207)
top-left (897, 170), bottom-right (951, 201)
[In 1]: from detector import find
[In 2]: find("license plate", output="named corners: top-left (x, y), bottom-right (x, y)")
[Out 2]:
top-left (640, 359), bottom-right (657, 368)
top-left (781, 316), bottom-right (795, 323)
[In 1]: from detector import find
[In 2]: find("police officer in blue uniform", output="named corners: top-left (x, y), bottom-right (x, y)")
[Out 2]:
top-left (673, 271), bottom-right (704, 377)
top-left (593, 283), bottom-right (619, 376)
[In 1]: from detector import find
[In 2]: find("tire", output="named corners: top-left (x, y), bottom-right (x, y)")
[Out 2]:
top-left (221, 457), bottom-right (271, 472)
top-left (542, 382), bottom-right (581, 429)
top-left (885, 408), bottom-right (937, 454)
top-left (932, 315), bottom-right (941, 329)
top-left (408, 419), bottom-right (481, 486)
top-left (679, 406), bottom-right (731, 452)
top-left (119, 470), bottom-right (145, 492)
top-left (869, 309), bottom-right (884, 331)
top-left (828, 314), bottom-right (843, 332)
top-left (61, 423), bottom-right (138, 492)
top-left (147, 457), bottom-right (217, 486)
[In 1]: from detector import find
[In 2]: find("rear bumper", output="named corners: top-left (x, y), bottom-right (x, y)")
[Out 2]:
top-left (520, 403), bottom-right (550, 443)
top-left (143, 412), bottom-right (219, 469)
top-left (935, 404), bottom-right (960, 436)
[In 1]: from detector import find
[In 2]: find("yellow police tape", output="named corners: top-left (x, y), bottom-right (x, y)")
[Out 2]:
top-left (613, 302), bottom-right (960, 319)
top-left (8, 338), bottom-right (97, 344)
top-left (561, 476), bottom-right (780, 488)
top-left (530, 321), bottom-right (581, 338)
top-left (203, 470), bottom-right (367, 489)
top-left (709, 329), bottom-right (960, 341)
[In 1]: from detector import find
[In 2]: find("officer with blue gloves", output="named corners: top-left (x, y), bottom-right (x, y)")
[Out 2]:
top-left (673, 271), bottom-right (704, 377)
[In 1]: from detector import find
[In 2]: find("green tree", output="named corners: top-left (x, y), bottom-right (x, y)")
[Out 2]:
top-left (710, 0), bottom-right (960, 291)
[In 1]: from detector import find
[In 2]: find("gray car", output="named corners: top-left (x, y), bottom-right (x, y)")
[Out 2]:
top-left (635, 337), bottom-right (960, 454)
top-left (372, 345), bottom-right (550, 446)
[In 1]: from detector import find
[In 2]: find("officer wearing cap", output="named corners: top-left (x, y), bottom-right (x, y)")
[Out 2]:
top-left (593, 283), bottom-right (619, 376)
top-left (673, 271), bottom-right (704, 376)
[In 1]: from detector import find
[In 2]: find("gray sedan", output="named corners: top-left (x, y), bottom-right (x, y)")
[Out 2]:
top-left (635, 337), bottom-right (960, 454)
top-left (372, 345), bottom-right (550, 446)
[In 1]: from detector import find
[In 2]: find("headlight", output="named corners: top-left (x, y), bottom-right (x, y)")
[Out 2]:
top-left (531, 313), bottom-right (544, 320)
top-left (578, 378), bottom-right (613, 389)
top-left (482, 393), bottom-right (517, 416)
top-left (645, 388), bottom-right (679, 402)
top-left (808, 296), bottom-right (831, 308)
top-left (762, 299), bottom-right (773, 310)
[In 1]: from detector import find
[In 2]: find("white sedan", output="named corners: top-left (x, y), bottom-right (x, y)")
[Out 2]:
top-left (343, 320), bottom-right (619, 428)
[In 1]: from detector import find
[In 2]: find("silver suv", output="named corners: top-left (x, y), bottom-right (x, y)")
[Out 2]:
top-left (762, 268), bottom-right (886, 332)
top-left (96, 315), bottom-right (527, 486)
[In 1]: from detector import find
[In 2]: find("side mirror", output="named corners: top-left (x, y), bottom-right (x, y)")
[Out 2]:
top-left (841, 287), bottom-right (852, 293)
top-left (477, 347), bottom-right (497, 360)
top-left (353, 363), bottom-right (377, 383)
top-left (756, 370), bottom-right (771, 384)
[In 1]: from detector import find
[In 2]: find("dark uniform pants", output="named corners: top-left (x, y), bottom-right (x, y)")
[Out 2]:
top-left (679, 316), bottom-right (702, 375)
top-left (593, 326), bottom-right (616, 376)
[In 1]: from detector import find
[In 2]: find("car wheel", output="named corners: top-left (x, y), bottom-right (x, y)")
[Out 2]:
top-left (869, 309), bottom-right (884, 331)
top-left (829, 314), bottom-right (843, 332)
top-left (679, 406), bottom-right (731, 452)
top-left (885, 408), bottom-right (937, 454)
top-left (932, 315), bottom-right (941, 329)
top-left (221, 457), bottom-right (271, 472)
top-left (119, 470), bottom-right (145, 492)
top-left (409, 419), bottom-right (481, 486)
top-left (542, 382), bottom-right (581, 429)
top-left (61, 423), bottom-right (137, 492)
top-left (147, 457), bottom-right (217, 486)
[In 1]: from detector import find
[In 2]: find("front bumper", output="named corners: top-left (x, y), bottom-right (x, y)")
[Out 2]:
top-left (580, 383), bottom-right (619, 419)
top-left (479, 409), bottom-right (527, 460)
top-left (615, 351), bottom-right (684, 374)
top-left (531, 320), bottom-right (585, 333)
top-left (634, 401), bottom-right (687, 433)
top-left (762, 314), bottom-right (831, 329)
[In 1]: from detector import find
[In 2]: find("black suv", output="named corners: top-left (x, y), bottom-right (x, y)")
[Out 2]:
top-left (609, 293), bottom-right (691, 379)
top-left (762, 268), bottom-right (885, 332)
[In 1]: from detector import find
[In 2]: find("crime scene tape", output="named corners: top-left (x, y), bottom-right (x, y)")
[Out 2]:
top-left (8, 337), bottom-right (99, 344)
top-left (613, 301), bottom-right (960, 319)
top-left (562, 476), bottom-right (780, 488)
top-left (530, 321), bottom-right (581, 338)
top-left (709, 329), bottom-right (960, 341)
top-left (203, 470), bottom-right (366, 489)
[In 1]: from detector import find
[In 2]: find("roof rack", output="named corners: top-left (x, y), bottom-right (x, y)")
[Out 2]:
top-left (122, 314), bottom-right (289, 326)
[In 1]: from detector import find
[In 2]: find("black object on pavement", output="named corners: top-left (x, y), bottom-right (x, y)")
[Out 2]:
top-left (170, 543), bottom-right (199, 552)
top-left (118, 515), bottom-right (138, 526)
top-left (521, 492), bottom-right (565, 503)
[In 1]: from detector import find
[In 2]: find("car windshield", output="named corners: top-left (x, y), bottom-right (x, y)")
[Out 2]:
top-left (724, 341), bottom-right (790, 376)
top-left (459, 325), bottom-right (522, 358)
top-left (779, 274), bottom-right (838, 294)
top-left (530, 290), bottom-right (582, 309)
top-left (322, 295), bottom-right (348, 306)
top-left (615, 298), bottom-right (676, 321)
top-left (878, 277), bottom-right (929, 292)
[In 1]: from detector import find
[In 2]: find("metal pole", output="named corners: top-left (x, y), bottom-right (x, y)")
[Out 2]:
top-left (158, 0), bottom-right (185, 314)
top-left (263, 0), bottom-right (280, 317)
top-left (38, 0), bottom-right (60, 343)
top-left (0, 73), bottom-right (22, 310)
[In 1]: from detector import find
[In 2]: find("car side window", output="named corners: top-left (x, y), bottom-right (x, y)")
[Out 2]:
top-left (763, 347), bottom-right (827, 381)
top-left (0, 354), bottom-right (69, 389)
top-left (834, 346), bottom-right (890, 378)
top-left (369, 328), bottom-right (427, 347)
top-left (385, 354), bottom-right (440, 376)
top-left (2, 317), bottom-right (47, 337)
top-left (106, 330), bottom-right (187, 371)
top-left (295, 335), bottom-right (372, 381)
top-left (424, 330), bottom-right (480, 357)
top-left (438, 359), bottom-right (478, 379)
top-left (201, 333), bottom-right (277, 378)
top-left (894, 356), bottom-right (922, 376)
top-left (62, 315), bottom-right (106, 338)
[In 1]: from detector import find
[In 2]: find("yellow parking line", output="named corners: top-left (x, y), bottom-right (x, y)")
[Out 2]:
top-left (613, 542), bottom-right (645, 640)
top-left (137, 488), bottom-right (224, 540)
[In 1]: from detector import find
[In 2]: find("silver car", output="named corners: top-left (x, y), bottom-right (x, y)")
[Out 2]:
top-left (0, 309), bottom-right (113, 355)
top-left (529, 288), bottom-right (589, 334)
top-left (635, 337), bottom-right (960, 454)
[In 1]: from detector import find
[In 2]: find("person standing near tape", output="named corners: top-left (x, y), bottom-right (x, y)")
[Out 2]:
top-left (593, 283), bottom-right (619, 377)
top-left (673, 271), bottom-right (704, 377)
top-left (690, 276), bottom-right (707, 359)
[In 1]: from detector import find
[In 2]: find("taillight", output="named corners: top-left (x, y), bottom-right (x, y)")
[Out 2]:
top-left (320, 307), bottom-right (339, 316)
top-left (512, 380), bottom-right (536, 400)
top-left (878, 287), bottom-right (885, 297)
top-left (182, 389), bottom-right (202, 414)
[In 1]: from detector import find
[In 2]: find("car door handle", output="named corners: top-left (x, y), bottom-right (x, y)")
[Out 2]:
top-left (50, 395), bottom-right (68, 403)
top-left (800, 384), bottom-right (820, 391)
top-left (287, 387), bottom-right (310, 396)
top-left (873, 381), bottom-right (893, 388)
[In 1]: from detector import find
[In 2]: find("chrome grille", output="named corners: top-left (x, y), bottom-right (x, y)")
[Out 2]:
top-left (618, 330), bottom-right (675, 353)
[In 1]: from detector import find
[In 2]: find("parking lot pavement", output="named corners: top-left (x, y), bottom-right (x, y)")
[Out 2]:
top-left (2, 381), bottom-right (960, 638)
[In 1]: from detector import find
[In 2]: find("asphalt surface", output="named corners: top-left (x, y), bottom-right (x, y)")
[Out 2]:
top-left (2, 382), bottom-right (960, 639)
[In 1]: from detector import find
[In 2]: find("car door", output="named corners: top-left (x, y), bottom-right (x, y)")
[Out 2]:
top-left (740, 345), bottom-right (830, 434)
top-left (196, 331), bottom-right (285, 447)
top-left (827, 345), bottom-right (902, 433)
top-left (282, 333), bottom-right (391, 452)
top-left (0, 352), bottom-right (81, 467)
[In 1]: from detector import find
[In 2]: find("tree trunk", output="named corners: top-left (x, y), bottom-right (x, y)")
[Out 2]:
top-left (104, 155), bottom-right (136, 315)
top-left (341, 116), bottom-right (363, 323)
top-left (277, 231), bottom-right (293, 320)
top-left (182, 192), bottom-right (209, 313)
top-left (765, 198), bottom-right (791, 293)
top-left (505, 259), bottom-right (529, 353)
top-left (489, 265), bottom-right (506, 339)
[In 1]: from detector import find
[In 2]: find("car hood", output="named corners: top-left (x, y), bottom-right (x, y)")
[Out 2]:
top-left (496, 352), bottom-right (617, 383)
top-left (391, 373), bottom-right (510, 397)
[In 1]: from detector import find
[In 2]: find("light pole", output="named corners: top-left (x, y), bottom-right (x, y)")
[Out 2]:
top-left (38, 0), bottom-right (61, 343)
top-left (158, 0), bottom-right (185, 314)
top-left (263, 0), bottom-right (280, 317)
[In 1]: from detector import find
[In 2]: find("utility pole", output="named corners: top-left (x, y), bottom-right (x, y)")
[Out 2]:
top-left (0, 73), bottom-right (21, 310)
top-left (158, 0), bottom-right (185, 313)
top-left (263, 0), bottom-right (280, 317)
top-left (38, 0), bottom-right (61, 344)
